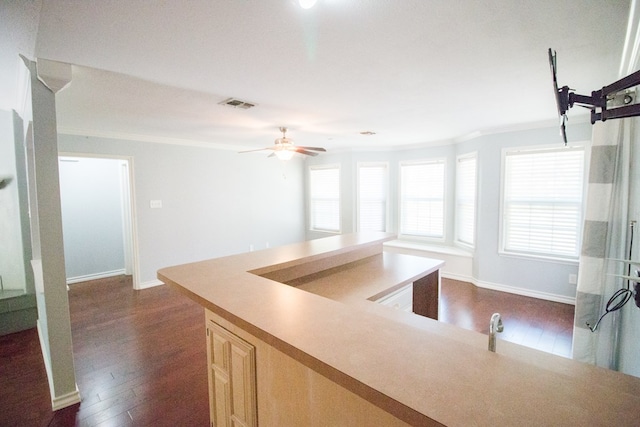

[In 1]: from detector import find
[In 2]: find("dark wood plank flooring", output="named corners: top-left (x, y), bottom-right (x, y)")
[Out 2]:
top-left (1, 275), bottom-right (209, 427)
top-left (440, 279), bottom-right (574, 357)
top-left (0, 275), bottom-right (574, 426)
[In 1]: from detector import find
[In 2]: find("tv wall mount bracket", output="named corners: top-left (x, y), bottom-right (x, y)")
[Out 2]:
top-left (549, 48), bottom-right (640, 144)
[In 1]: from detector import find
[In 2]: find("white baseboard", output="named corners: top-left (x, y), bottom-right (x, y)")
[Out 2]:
top-left (393, 252), bottom-right (575, 305)
top-left (440, 273), bottom-right (575, 305)
top-left (67, 269), bottom-right (126, 284)
top-left (137, 279), bottom-right (164, 290)
top-left (471, 278), bottom-right (576, 305)
top-left (37, 320), bottom-right (83, 410)
top-left (440, 272), bottom-right (474, 283)
top-left (52, 388), bottom-right (82, 411)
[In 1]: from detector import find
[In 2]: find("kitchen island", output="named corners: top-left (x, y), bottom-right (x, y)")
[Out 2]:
top-left (158, 232), bottom-right (640, 426)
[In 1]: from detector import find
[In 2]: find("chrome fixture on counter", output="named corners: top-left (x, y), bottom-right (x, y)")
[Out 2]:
top-left (489, 313), bottom-right (504, 352)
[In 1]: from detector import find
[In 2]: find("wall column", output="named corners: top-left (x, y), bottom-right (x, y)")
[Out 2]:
top-left (21, 56), bottom-right (80, 410)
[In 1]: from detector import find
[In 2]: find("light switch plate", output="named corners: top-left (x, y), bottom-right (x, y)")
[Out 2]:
top-left (150, 200), bottom-right (162, 209)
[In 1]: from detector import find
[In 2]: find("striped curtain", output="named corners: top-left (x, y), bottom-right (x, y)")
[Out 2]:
top-left (572, 119), bottom-right (632, 367)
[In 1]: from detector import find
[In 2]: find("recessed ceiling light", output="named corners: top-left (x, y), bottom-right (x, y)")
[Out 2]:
top-left (359, 131), bottom-right (376, 136)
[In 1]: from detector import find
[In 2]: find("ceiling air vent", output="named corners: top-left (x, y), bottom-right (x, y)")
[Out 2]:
top-left (219, 98), bottom-right (256, 109)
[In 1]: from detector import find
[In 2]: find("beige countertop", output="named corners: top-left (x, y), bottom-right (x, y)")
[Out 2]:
top-left (158, 232), bottom-right (640, 426)
top-left (287, 251), bottom-right (442, 304)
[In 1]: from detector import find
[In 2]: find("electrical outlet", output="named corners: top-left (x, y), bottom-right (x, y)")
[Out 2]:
top-left (568, 274), bottom-right (577, 285)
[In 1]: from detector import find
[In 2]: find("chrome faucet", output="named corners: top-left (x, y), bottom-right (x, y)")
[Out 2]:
top-left (489, 313), bottom-right (504, 352)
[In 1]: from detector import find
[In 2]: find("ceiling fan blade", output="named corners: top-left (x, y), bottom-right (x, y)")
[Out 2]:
top-left (297, 146), bottom-right (326, 152)
top-left (294, 148), bottom-right (319, 156)
top-left (238, 146), bottom-right (276, 153)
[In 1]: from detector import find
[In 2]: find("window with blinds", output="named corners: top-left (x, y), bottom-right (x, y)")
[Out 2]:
top-left (399, 159), bottom-right (445, 239)
top-left (357, 163), bottom-right (388, 232)
top-left (455, 153), bottom-right (477, 247)
top-left (309, 165), bottom-right (341, 232)
top-left (502, 146), bottom-right (585, 259)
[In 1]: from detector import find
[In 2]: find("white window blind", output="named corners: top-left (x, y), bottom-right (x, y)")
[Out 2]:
top-left (309, 165), bottom-right (340, 232)
top-left (455, 153), bottom-right (477, 247)
top-left (502, 146), bottom-right (585, 258)
top-left (399, 160), bottom-right (445, 238)
top-left (357, 163), bottom-right (388, 232)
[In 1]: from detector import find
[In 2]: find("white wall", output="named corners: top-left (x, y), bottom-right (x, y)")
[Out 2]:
top-left (0, 109), bottom-right (28, 291)
top-left (469, 124), bottom-right (592, 301)
top-left (306, 122), bottom-right (593, 302)
top-left (58, 157), bottom-right (126, 281)
top-left (57, 134), bottom-right (306, 286)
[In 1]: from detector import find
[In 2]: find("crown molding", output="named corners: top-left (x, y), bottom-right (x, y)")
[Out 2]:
top-left (15, 55), bottom-right (32, 120)
top-left (57, 127), bottom-right (243, 152)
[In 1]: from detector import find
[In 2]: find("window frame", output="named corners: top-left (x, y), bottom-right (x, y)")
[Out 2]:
top-left (454, 151), bottom-right (477, 249)
top-left (356, 161), bottom-right (389, 232)
top-left (308, 163), bottom-right (341, 233)
top-left (499, 143), bottom-right (587, 262)
top-left (397, 158), bottom-right (447, 242)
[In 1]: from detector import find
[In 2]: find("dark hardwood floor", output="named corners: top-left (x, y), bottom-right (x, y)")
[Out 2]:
top-left (440, 279), bottom-right (574, 357)
top-left (1, 275), bottom-right (209, 427)
top-left (0, 275), bottom-right (574, 426)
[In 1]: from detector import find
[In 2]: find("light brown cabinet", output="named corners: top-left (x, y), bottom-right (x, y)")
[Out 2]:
top-left (206, 320), bottom-right (257, 427)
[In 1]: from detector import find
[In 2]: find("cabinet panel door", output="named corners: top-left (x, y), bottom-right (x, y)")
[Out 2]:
top-left (207, 321), bottom-right (257, 427)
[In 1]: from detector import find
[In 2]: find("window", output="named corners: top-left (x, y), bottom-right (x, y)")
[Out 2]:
top-left (502, 146), bottom-right (585, 259)
top-left (357, 163), bottom-right (388, 232)
top-left (309, 165), bottom-right (340, 232)
top-left (455, 153), bottom-right (477, 247)
top-left (399, 159), bottom-right (445, 239)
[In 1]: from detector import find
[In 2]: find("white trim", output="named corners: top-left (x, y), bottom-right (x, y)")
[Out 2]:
top-left (398, 158), bottom-right (447, 241)
top-left (308, 163), bottom-right (342, 233)
top-left (138, 279), bottom-right (164, 289)
top-left (499, 143), bottom-right (588, 260)
top-left (454, 151), bottom-right (477, 247)
top-left (440, 271), bottom-right (474, 283)
top-left (15, 56), bottom-right (32, 120)
top-left (66, 269), bottom-right (126, 285)
top-left (37, 321), bottom-right (82, 410)
top-left (58, 153), bottom-right (142, 290)
top-left (471, 278), bottom-right (576, 305)
top-left (384, 240), bottom-right (473, 257)
top-left (57, 127), bottom-right (244, 152)
top-left (52, 388), bottom-right (82, 411)
top-left (384, 241), bottom-right (575, 304)
top-left (356, 161), bottom-right (389, 232)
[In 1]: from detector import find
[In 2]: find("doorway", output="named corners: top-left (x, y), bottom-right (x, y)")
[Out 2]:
top-left (58, 154), bottom-right (139, 289)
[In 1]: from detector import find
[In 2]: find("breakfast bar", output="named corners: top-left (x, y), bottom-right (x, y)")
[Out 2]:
top-left (158, 232), bottom-right (640, 426)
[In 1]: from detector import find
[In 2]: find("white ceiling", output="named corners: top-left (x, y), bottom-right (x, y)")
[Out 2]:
top-left (1, 1), bottom-right (633, 152)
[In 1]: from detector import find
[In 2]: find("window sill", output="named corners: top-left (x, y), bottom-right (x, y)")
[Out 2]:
top-left (498, 250), bottom-right (579, 266)
top-left (384, 240), bottom-right (473, 258)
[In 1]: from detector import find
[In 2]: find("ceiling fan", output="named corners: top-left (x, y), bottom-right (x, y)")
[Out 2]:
top-left (239, 127), bottom-right (326, 160)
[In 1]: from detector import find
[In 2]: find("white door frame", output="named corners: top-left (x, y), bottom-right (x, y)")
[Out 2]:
top-left (58, 152), bottom-right (141, 289)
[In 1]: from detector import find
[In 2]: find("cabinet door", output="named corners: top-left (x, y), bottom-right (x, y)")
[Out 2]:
top-left (207, 321), bottom-right (257, 427)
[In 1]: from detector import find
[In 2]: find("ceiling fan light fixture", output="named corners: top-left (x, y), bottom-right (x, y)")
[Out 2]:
top-left (238, 126), bottom-right (325, 159)
top-left (275, 149), bottom-right (295, 160)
